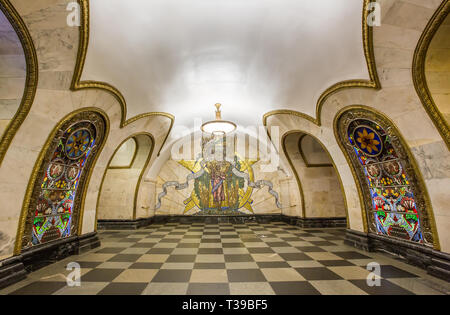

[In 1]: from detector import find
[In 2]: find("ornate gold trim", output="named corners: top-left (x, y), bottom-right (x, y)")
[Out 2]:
top-left (298, 135), bottom-right (333, 168)
top-left (333, 105), bottom-right (440, 250)
top-left (263, 0), bottom-right (381, 128)
top-left (72, 0), bottom-right (174, 156)
top-left (0, 0), bottom-right (38, 166)
top-left (412, 0), bottom-right (450, 150)
top-left (108, 137), bottom-right (138, 169)
top-left (14, 107), bottom-right (110, 255)
top-left (281, 131), bottom-right (349, 227)
top-left (95, 132), bottom-right (155, 230)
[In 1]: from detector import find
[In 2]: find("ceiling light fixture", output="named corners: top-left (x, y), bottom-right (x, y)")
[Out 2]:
top-left (201, 103), bottom-right (236, 134)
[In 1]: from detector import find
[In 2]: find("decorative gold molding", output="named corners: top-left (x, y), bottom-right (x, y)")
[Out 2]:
top-left (263, 0), bottom-right (381, 128)
top-left (95, 132), bottom-right (155, 230)
top-left (108, 137), bottom-right (138, 169)
top-left (298, 135), bottom-right (333, 168)
top-left (72, 0), bottom-right (174, 156)
top-left (0, 0), bottom-right (38, 166)
top-left (14, 107), bottom-right (110, 255)
top-left (412, 0), bottom-right (450, 150)
top-left (281, 131), bottom-right (349, 227)
top-left (333, 105), bottom-right (440, 250)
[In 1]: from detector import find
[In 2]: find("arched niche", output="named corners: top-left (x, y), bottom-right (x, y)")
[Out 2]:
top-left (109, 137), bottom-right (137, 168)
top-left (413, 1), bottom-right (450, 148)
top-left (17, 109), bottom-right (108, 252)
top-left (425, 12), bottom-right (450, 126)
top-left (334, 106), bottom-right (439, 249)
top-left (298, 135), bottom-right (333, 168)
top-left (0, 3), bottom-right (37, 165)
top-left (282, 131), bottom-right (347, 220)
top-left (97, 133), bottom-right (154, 222)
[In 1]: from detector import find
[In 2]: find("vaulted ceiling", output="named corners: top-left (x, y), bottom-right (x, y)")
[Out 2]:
top-left (82, 0), bottom-right (370, 131)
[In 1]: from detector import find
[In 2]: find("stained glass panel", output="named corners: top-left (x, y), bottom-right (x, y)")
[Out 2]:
top-left (347, 119), bottom-right (424, 243)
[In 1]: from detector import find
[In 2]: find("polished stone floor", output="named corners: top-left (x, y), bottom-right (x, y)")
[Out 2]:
top-left (1, 222), bottom-right (449, 295)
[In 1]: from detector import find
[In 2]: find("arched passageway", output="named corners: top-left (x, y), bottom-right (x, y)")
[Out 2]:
top-left (96, 133), bottom-right (154, 226)
top-left (282, 131), bottom-right (347, 227)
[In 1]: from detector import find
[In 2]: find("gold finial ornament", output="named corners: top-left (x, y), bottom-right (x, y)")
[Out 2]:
top-left (201, 103), bottom-right (236, 134)
top-left (215, 103), bottom-right (222, 120)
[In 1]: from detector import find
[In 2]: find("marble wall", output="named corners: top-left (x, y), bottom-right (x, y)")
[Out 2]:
top-left (0, 9), bottom-right (25, 136)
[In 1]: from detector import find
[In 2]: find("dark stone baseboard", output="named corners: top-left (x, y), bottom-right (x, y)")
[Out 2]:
top-left (0, 256), bottom-right (26, 290)
top-left (152, 214), bottom-right (282, 224)
top-left (0, 232), bottom-right (100, 290)
top-left (97, 217), bottom-right (155, 230)
top-left (280, 215), bottom-right (347, 228)
top-left (345, 229), bottom-right (450, 282)
top-left (97, 214), bottom-right (347, 228)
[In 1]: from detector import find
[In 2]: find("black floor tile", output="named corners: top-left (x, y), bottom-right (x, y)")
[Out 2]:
top-left (152, 270), bottom-right (192, 282)
top-left (81, 269), bottom-right (124, 282)
top-left (350, 279), bottom-right (414, 295)
top-left (9, 281), bottom-right (66, 295)
top-left (333, 251), bottom-right (371, 260)
top-left (227, 269), bottom-right (266, 282)
top-left (296, 246), bottom-right (326, 253)
top-left (247, 247), bottom-right (275, 254)
top-left (222, 242), bottom-right (245, 248)
top-left (96, 247), bottom-right (125, 254)
top-left (129, 262), bottom-right (163, 269)
top-left (108, 254), bottom-right (142, 262)
top-left (295, 267), bottom-right (343, 281)
top-left (147, 248), bottom-right (174, 254)
top-left (257, 262), bottom-right (291, 268)
top-left (117, 238), bottom-right (137, 243)
top-left (309, 241), bottom-right (336, 246)
top-left (241, 237), bottom-right (262, 242)
top-left (281, 237), bottom-right (299, 242)
top-left (266, 242), bottom-right (290, 247)
top-left (131, 243), bottom-right (156, 248)
top-left (221, 234), bottom-right (240, 238)
top-left (98, 282), bottom-right (147, 295)
top-left (166, 255), bottom-right (197, 263)
top-left (201, 239), bottom-right (221, 243)
top-left (278, 253), bottom-right (312, 261)
top-left (184, 235), bottom-right (202, 239)
top-left (379, 265), bottom-right (419, 278)
top-left (198, 248), bottom-right (224, 254)
top-left (321, 236), bottom-right (343, 241)
top-left (187, 283), bottom-right (230, 295)
top-left (194, 263), bottom-right (227, 269)
top-left (68, 261), bottom-right (102, 268)
top-left (224, 254), bottom-right (254, 262)
top-left (177, 243), bottom-right (200, 248)
top-left (318, 260), bottom-right (355, 267)
top-left (160, 238), bottom-right (180, 243)
top-left (270, 281), bottom-right (321, 295)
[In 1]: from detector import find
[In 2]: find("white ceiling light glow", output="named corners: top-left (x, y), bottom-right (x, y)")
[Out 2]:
top-left (201, 104), bottom-right (237, 134)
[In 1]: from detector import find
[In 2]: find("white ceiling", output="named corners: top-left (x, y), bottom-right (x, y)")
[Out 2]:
top-left (82, 0), bottom-right (369, 133)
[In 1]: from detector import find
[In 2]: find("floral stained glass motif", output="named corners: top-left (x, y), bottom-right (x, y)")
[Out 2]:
top-left (30, 123), bottom-right (98, 246)
top-left (347, 119), bottom-right (424, 243)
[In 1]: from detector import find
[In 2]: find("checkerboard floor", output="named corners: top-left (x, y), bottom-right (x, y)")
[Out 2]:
top-left (2, 222), bottom-right (449, 295)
